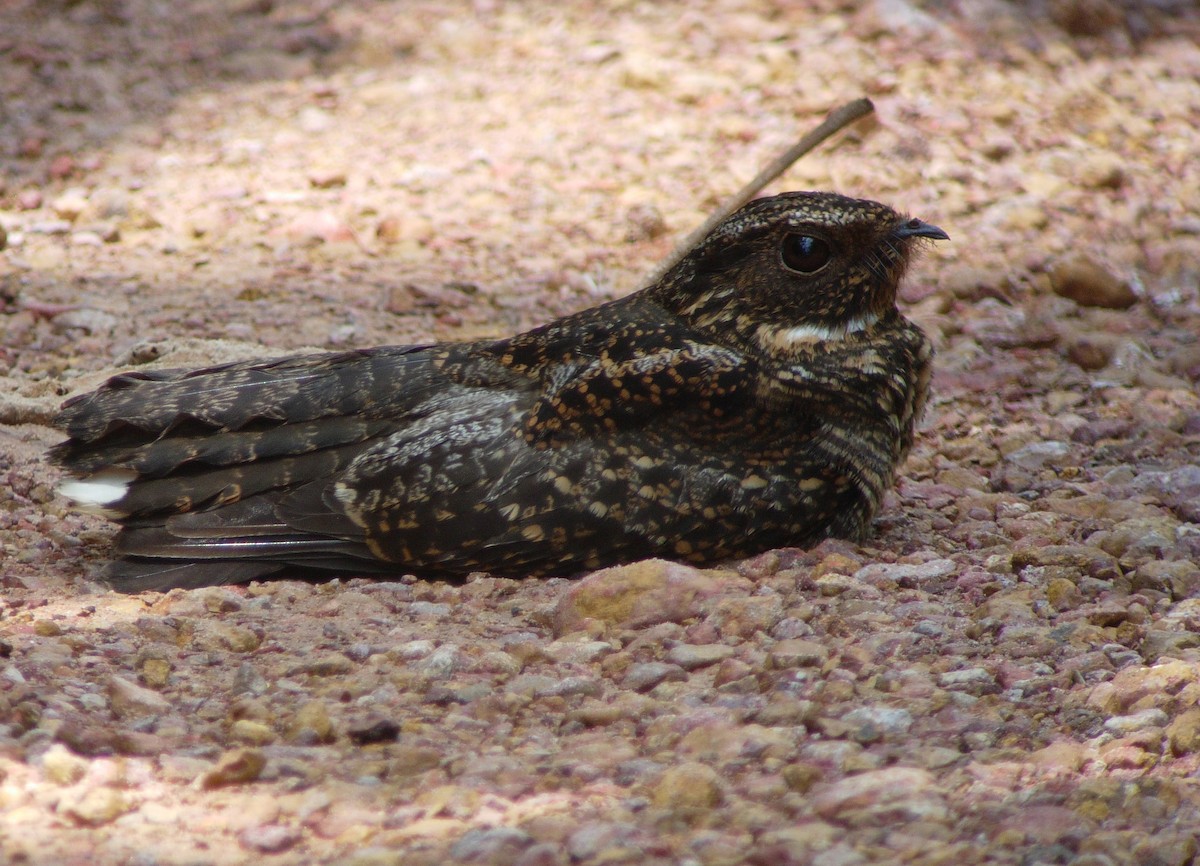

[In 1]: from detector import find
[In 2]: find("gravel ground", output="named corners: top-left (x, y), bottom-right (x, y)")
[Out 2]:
top-left (3, 1), bottom-right (1200, 864)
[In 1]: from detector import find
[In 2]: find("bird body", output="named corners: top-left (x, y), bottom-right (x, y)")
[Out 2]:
top-left (52, 192), bottom-right (946, 592)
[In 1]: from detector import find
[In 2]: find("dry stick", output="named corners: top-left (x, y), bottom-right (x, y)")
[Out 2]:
top-left (644, 97), bottom-right (876, 285)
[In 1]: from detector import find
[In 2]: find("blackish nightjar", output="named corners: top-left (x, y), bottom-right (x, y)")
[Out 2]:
top-left (51, 191), bottom-right (948, 592)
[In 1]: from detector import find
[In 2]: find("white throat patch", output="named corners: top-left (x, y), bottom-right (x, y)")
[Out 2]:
top-left (767, 311), bottom-right (880, 347)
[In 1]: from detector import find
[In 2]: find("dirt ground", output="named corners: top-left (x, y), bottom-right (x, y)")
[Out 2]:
top-left (3, 1), bottom-right (1200, 864)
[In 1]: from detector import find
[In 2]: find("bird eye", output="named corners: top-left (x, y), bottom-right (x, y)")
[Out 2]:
top-left (780, 234), bottom-right (831, 274)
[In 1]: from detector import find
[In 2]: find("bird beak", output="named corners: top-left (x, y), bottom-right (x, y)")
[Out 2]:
top-left (894, 218), bottom-right (949, 241)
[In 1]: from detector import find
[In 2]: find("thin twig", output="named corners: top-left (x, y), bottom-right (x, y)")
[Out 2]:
top-left (643, 97), bottom-right (876, 285)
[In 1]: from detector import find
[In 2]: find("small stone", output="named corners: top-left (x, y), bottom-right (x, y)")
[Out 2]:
top-left (937, 667), bottom-right (995, 690)
top-left (449, 827), bottom-right (535, 864)
top-left (232, 662), bottom-right (269, 696)
top-left (198, 588), bottom-right (244, 612)
top-left (210, 623), bottom-right (262, 653)
top-left (622, 662), bottom-right (687, 692)
top-left (1050, 254), bottom-right (1137, 309)
top-left (201, 748), bottom-right (267, 788)
top-left (298, 106), bottom-right (334, 133)
top-left (1006, 440), bottom-right (1071, 470)
top-left (347, 719), bottom-right (401, 746)
top-left (409, 601), bottom-right (451, 618)
top-left (414, 644), bottom-right (460, 678)
top-left (651, 762), bottom-right (724, 820)
top-left (853, 559), bottom-right (956, 587)
top-left (1167, 708), bottom-right (1200, 755)
top-left (707, 594), bottom-right (784, 638)
top-left (623, 202), bottom-right (667, 242)
top-left (139, 657), bottom-right (171, 688)
top-left (309, 170), bottom-right (348, 189)
top-left (842, 706), bottom-right (914, 743)
top-left (59, 787), bottom-right (132, 827)
top-left (543, 639), bottom-right (614, 665)
top-left (755, 822), bottom-right (840, 861)
top-left (665, 643), bottom-right (735, 670)
top-left (389, 745), bottom-right (442, 777)
top-left (566, 822), bottom-right (645, 862)
top-left (16, 188), bottom-right (43, 210)
top-left (569, 701), bottom-right (625, 727)
top-left (295, 654), bottom-right (353, 676)
top-left (1073, 152), bottom-right (1125, 189)
top-left (1104, 708), bottom-right (1169, 734)
top-left (288, 701), bottom-right (335, 744)
top-left (41, 744), bottom-right (88, 785)
top-left (231, 719), bottom-right (276, 745)
top-left (811, 767), bottom-right (944, 825)
top-left (33, 619), bottom-right (63, 636)
top-left (51, 190), bottom-right (90, 221)
top-left (768, 639), bottom-right (829, 669)
top-left (271, 210), bottom-right (356, 246)
top-left (554, 559), bottom-right (733, 634)
top-left (239, 823), bottom-right (302, 853)
top-left (1090, 659), bottom-right (1198, 714)
top-left (107, 675), bottom-right (171, 718)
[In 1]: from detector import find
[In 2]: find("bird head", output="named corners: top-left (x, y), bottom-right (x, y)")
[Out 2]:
top-left (650, 191), bottom-right (948, 351)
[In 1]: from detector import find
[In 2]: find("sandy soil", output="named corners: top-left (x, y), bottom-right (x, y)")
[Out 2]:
top-left (2, 1), bottom-right (1200, 864)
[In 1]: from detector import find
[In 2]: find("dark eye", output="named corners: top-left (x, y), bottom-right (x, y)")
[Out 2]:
top-left (780, 234), bottom-right (831, 273)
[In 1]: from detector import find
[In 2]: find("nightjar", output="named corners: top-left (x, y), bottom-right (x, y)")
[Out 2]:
top-left (52, 191), bottom-right (947, 592)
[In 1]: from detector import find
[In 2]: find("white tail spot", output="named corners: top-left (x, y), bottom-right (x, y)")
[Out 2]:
top-left (59, 469), bottom-right (137, 517)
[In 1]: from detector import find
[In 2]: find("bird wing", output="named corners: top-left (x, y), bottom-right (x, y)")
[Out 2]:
top-left (521, 338), bottom-right (751, 445)
top-left (333, 339), bottom-right (802, 576)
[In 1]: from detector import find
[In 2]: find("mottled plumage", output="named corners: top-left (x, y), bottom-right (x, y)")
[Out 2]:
top-left (51, 191), bottom-right (946, 592)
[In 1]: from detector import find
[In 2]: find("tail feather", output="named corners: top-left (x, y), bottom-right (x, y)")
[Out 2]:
top-left (61, 416), bottom-right (388, 478)
top-left (109, 444), bottom-right (366, 518)
top-left (54, 346), bottom-right (436, 445)
top-left (103, 559), bottom-right (289, 592)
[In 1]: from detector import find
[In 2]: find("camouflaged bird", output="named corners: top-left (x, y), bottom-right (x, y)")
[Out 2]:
top-left (51, 191), bottom-right (947, 592)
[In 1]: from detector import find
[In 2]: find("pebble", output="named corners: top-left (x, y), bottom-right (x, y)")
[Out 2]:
top-left (650, 763), bottom-right (724, 819)
top-left (201, 748), bottom-right (267, 789)
top-left (293, 654), bottom-right (354, 676)
top-left (853, 559), bottom-right (956, 587)
top-left (622, 662), bottom-right (687, 692)
top-left (768, 639), bottom-right (828, 669)
top-left (288, 701), bottom-right (335, 744)
top-left (707, 594), bottom-right (784, 638)
top-left (1167, 709), bottom-right (1200, 756)
top-left (207, 623), bottom-right (262, 653)
top-left (449, 827), bottom-right (534, 863)
top-left (107, 675), bottom-right (171, 718)
top-left (1005, 440), bottom-right (1071, 470)
top-left (937, 668), bottom-right (995, 690)
top-left (842, 706), bottom-right (915, 741)
top-left (239, 823), bottom-right (302, 853)
top-left (232, 719), bottom-right (276, 745)
top-left (1050, 254), bottom-right (1137, 309)
top-left (543, 639), bottom-right (614, 665)
top-left (414, 644), bottom-right (461, 678)
top-left (16, 188), bottom-right (42, 210)
top-left (1088, 660), bottom-right (1199, 715)
top-left (51, 190), bottom-right (89, 221)
top-left (58, 787), bottom-right (132, 827)
top-left (665, 643), bottom-right (735, 670)
top-left (811, 767), bottom-right (945, 825)
top-left (41, 744), bottom-right (89, 784)
top-left (553, 559), bottom-right (732, 634)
